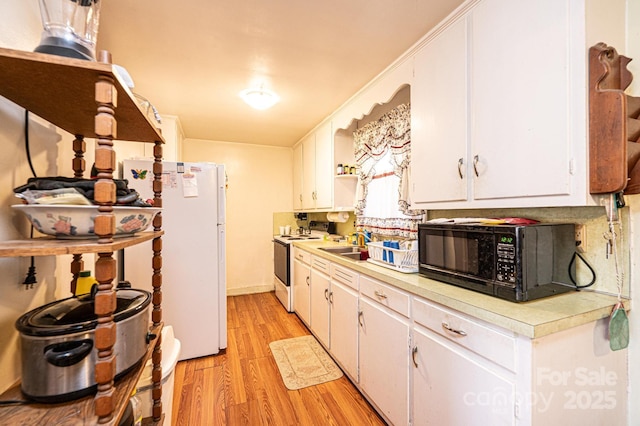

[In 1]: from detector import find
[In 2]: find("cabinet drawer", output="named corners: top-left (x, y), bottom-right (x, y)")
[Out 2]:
top-left (293, 248), bottom-right (311, 265)
top-left (311, 255), bottom-right (330, 273)
top-left (360, 275), bottom-right (409, 318)
top-left (412, 297), bottom-right (516, 371)
top-left (330, 263), bottom-right (358, 290)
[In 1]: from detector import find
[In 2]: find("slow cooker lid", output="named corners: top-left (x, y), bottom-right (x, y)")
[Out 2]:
top-left (17, 289), bottom-right (150, 336)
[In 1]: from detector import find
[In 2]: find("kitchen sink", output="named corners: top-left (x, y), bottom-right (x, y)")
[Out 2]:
top-left (318, 246), bottom-right (366, 261)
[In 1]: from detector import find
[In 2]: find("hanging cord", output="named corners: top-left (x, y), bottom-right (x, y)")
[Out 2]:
top-left (24, 110), bottom-right (37, 178)
top-left (610, 219), bottom-right (624, 302)
top-left (23, 110), bottom-right (37, 288)
top-left (568, 250), bottom-right (597, 289)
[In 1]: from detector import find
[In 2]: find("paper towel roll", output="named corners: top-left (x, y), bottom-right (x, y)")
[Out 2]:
top-left (326, 212), bottom-right (349, 223)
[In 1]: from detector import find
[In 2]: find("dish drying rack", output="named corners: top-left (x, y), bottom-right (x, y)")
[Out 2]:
top-left (366, 241), bottom-right (418, 273)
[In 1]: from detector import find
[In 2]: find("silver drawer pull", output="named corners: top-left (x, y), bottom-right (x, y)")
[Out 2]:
top-left (358, 311), bottom-right (364, 327)
top-left (412, 346), bottom-right (419, 368)
top-left (442, 322), bottom-right (467, 337)
top-left (374, 290), bottom-right (388, 299)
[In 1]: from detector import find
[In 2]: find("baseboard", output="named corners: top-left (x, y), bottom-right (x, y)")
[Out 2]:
top-left (226, 284), bottom-right (275, 297)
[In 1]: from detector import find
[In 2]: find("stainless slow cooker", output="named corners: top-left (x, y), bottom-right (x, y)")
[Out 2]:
top-left (16, 288), bottom-right (151, 402)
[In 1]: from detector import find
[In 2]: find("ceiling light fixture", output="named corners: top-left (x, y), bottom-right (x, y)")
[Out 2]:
top-left (239, 87), bottom-right (280, 110)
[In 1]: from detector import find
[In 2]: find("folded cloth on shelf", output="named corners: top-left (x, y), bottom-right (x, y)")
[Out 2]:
top-left (13, 177), bottom-right (151, 206)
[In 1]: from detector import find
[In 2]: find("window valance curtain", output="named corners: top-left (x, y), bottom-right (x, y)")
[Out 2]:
top-left (353, 103), bottom-right (424, 238)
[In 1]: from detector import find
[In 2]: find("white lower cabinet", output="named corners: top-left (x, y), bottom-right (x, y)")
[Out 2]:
top-left (412, 321), bottom-right (515, 425)
top-left (359, 277), bottom-right (410, 426)
top-left (293, 250), bottom-right (628, 425)
top-left (411, 296), bottom-right (628, 426)
top-left (292, 248), bottom-right (311, 326)
top-left (329, 264), bottom-right (359, 381)
top-left (309, 258), bottom-right (360, 381)
top-left (310, 256), bottom-right (331, 348)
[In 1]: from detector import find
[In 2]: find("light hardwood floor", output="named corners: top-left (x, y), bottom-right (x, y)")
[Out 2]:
top-left (171, 291), bottom-right (387, 425)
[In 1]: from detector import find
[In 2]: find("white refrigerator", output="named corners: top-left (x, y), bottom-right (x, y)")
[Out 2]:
top-left (122, 159), bottom-right (227, 360)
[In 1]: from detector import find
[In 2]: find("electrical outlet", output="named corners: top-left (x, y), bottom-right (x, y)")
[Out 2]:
top-left (575, 224), bottom-right (587, 252)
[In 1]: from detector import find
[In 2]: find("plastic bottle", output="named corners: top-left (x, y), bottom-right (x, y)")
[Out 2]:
top-left (130, 389), bottom-right (142, 426)
top-left (75, 270), bottom-right (98, 296)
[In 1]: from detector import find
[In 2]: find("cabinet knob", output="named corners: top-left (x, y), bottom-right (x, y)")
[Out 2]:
top-left (324, 288), bottom-right (329, 300)
top-left (412, 346), bottom-right (419, 368)
top-left (329, 291), bottom-right (334, 304)
top-left (306, 276), bottom-right (310, 286)
top-left (457, 158), bottom-right (464, 179)
top-left (358, 310), bottom-right (364, 327)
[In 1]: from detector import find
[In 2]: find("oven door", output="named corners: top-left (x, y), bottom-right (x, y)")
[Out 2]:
top-left (273, 239), bottom-right (290, 286)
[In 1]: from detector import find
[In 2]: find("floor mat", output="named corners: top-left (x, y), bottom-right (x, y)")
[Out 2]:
top-left (269, 335), bottom-right (343, 390)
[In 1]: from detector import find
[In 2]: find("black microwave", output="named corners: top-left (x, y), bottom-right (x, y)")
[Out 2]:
top-left (418, 222), bottom-right (577, 302)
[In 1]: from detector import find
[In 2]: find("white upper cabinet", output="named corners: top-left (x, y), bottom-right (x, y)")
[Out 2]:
top-left (410, 0), bottom-right (599, 209)
top-left (314, 121), bottom-right (333, 209)
top-left (411, 17), bottom-right (469, 204)
top-left (293, 143), bottom-right (303, 210)
top-left (470, 0), bottom-right (572, 202)
top-left (295, 121), bottom-right (335, 211)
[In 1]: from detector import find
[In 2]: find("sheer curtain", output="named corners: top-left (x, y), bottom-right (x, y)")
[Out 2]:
top-left (353, 103), bottom-right (424, 238)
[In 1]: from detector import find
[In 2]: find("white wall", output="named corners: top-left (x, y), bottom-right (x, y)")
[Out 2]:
top-left (182, 139), bottom-right (292, 295)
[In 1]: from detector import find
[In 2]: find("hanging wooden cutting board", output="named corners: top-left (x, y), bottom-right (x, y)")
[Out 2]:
top-left (589, 43), bottom-right (633, 194)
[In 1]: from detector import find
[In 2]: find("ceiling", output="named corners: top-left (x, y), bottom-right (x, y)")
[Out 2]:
top-left (96, 0), bottom-right (464, 147)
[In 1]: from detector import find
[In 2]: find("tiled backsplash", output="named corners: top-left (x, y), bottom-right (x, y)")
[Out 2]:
top-left (274, 206), bottom-right (627, 297)
top-left (273, 212), bottom-right (356, 237)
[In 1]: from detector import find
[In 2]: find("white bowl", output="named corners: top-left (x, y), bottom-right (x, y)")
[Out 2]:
top-left (13, 204), bottom-right (161, 239)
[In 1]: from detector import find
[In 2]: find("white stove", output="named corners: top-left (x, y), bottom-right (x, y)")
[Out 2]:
top-left (273, 233), bottom-right (323, 244)
top-left (273, 232), bottom-right (324, 312)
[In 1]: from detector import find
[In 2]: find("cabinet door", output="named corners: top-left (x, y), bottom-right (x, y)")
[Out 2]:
top-left (314, 121), bottom-right (333, 209)
top-left (470, 0), bottom-right (571, 200)
top-left (411, 17), bottom-right (468, 204)
top-left (302, 134), bottom-right (316, 209)
top-left (293, 258), bottom-right (311, 326)
top-left (293, 143), bottom-right (303, 210)
top-left (329, 280), bottom-right (359, 381)
top-left (412, 326), bottom-right (515, 426)
top-left (359, 297), bottom-right (409, 426)
top-left (310, 267), bottom-right (330, 348)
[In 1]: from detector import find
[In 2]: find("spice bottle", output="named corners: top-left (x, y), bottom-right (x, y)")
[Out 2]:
top-left (336, 163), bottom-right (343, 175)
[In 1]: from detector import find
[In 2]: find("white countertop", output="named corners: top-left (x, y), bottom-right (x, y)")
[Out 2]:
top-left (293, 240), bottom-right (628, 339)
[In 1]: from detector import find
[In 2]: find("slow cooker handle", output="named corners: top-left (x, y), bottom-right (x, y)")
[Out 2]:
top-left (44, 340), bottom-right (93, 367)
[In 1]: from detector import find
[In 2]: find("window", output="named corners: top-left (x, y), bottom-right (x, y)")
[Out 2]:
top-left (353, 103), bottom-right (423, 238)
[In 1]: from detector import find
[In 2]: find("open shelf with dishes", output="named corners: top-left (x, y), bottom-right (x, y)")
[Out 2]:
top-left (0, 46), bottom-right (166, 425)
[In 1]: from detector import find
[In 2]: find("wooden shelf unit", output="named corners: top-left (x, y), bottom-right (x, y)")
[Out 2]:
top-left (0, 47), bottom-right (166, 424)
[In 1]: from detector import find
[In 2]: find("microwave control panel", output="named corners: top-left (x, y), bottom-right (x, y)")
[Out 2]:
top-left (496, 233), bottom-right (517, 286)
